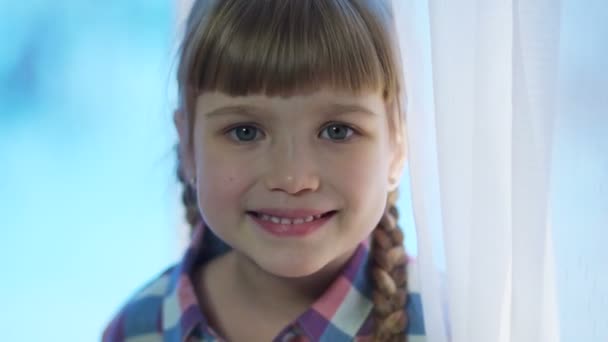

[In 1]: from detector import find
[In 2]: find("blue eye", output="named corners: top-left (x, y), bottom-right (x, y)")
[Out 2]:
top-left (320, 123), bottom-right (356, 141)
top-left (227, 125), bottom-right (262, 142)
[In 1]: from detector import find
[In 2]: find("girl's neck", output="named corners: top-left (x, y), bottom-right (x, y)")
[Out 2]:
top-left (194, 248), bottom-right (357, 341)
top-left (228, 248), bottom-right (355, 314)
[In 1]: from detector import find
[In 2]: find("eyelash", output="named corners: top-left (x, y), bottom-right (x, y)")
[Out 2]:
top-left (224, 122), bottom-right (360, 143)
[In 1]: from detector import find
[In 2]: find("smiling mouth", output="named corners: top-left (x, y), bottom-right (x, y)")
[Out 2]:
top-left (246, 210), bottom-right (337, 224)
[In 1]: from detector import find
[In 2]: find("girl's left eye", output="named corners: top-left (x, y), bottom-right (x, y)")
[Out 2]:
top-left (226, 125), bottom-right (263, 142)
top-left (319, 123), bottom-right (356, 141)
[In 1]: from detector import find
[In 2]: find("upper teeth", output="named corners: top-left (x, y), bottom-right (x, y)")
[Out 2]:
top-left (257, 213), bottom-right (324, 224)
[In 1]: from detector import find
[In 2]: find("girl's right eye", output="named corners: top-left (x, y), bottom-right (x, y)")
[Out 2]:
top-left (226, 125), bottom-right (264, 142)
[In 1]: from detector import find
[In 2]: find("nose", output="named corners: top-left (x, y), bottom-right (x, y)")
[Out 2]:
top-left (263, 139), bottom-right (321, 195)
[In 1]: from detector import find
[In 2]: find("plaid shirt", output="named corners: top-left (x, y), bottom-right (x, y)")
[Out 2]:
top-left (102, 224), bottom-right (426, 342)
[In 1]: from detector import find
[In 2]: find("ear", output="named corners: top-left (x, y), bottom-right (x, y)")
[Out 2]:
top-left (387, 112), bottom-right (407, 193)
top-left (174, 109), bottom-right (196, 185)
top-left (388, 140), bottom-right (406, 192)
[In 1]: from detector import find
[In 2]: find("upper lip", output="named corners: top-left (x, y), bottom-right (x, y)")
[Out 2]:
top-left (249, 208), bottom-right (335, 219)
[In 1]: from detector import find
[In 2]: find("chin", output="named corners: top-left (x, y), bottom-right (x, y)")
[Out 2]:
top-left (256, 253), bottom-right (330, 279)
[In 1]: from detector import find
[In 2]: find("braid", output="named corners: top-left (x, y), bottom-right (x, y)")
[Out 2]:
top-left (371, 190), bottom-right (409, 341)
top-left (176, 144), bottom-right (202, 235)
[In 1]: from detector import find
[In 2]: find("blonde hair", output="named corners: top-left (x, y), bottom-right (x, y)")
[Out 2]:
top-left (175, 1), bottom-right (409, 340)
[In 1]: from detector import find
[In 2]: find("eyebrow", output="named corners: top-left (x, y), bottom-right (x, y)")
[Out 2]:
top-left (202, 103), bottom-right (379, 119)
top-left (322, 103), bottom-right (379, 117)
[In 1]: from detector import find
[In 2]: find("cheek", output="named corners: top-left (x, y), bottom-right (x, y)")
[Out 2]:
top-left (332, 145), bottom-right (390, 228)
top-left (331, 143), bottom-right (390, 190)
top-left (195, 152), bottom-right (251, 215)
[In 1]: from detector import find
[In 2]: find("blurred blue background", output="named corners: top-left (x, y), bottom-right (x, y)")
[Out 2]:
top-left (0, 1), bottom-right (182, 340)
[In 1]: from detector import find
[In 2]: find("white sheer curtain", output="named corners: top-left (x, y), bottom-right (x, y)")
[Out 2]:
top-left (394, 0), bottom-right (608, 341)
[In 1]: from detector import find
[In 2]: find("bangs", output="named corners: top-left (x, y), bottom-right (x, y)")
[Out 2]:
top-left (178, 0), bottom-right (398, 108)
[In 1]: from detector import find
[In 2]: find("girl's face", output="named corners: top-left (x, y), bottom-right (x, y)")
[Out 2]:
top-left (178, 89), bottom-right (402, 277)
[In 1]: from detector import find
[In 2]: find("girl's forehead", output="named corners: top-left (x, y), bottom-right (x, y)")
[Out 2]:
top-left (195, 89), bottom-right (388, 118)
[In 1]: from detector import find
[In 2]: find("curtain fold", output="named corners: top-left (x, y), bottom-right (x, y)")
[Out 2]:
top-left (394, 1), bottom-right (563, 341)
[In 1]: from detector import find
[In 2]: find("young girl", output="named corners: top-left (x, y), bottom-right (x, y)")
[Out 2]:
top-left (103, 0), bottom-right (425, 341)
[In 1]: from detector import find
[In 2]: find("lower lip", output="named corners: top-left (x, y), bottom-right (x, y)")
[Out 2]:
top-left (248, 212), bottom-right (336, 237)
